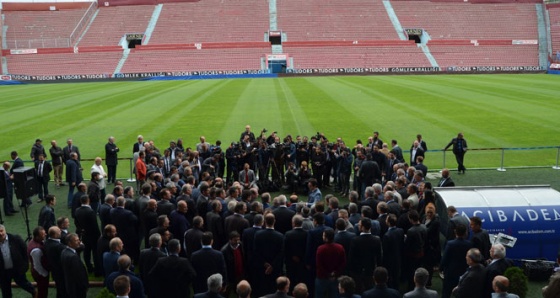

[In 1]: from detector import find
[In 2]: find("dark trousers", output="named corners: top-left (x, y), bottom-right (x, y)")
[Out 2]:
top-left (3, 187), bottom-right (15, 214)
top-left (107, 165), bottom-right (117, 183)
top-left (0, 269), bottom-right (35, 298)
top-left (67, 184), bottom-right (75, 208)
top-left (455, 152), bottom-right (466, 172)
top-left (36, 176), bottom-right (49, 200)
top-left (31, 270), bottom-right (49, 298)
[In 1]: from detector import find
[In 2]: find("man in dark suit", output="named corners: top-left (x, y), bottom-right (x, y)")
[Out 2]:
top-left (62, 138), bottom-right (80, 162)
top-left (65, 152), bottom-right (83, 208)
top-left (105, 255), bottom-right (144, 298)
top-left (272, 195), bottom-right (295, 234)
top-left (38, 194), bottom-right (56, 231)
top-left (133, 135), bottom-right (144, 154)
top-left (382, 214), bottom-right (404, 290)
top-left (139, 233), bottom-right (166, 296)
top-left (410, 140), bottom-right (425, 167)
top-left (98, 194), bottom-right (114, 231)
top-left (225, 202), bottom-right (250, 237)
top-left (242, 214), bottom-right (263, 286)
top-left (35, 153), bottom-right (52, 203)
top-left (348, 217), bottom-right (383, 294)
top-left (484, 244), bottom-right (514, 298)
top-left (105, 136), bottom-right (119, 184)
top-left (446, 206), bottom-right (470, 241)
top-left (358, 156), bottom-right (381, 198)
top-left (195, 273), bottom-right (225, 298)
top-left (30, 138), bottom-right (47, 161)
top-left (110, 196), bottom-right (139, 262)
top-left (414, 156), bottom-right (428, 178)
top-left (221, 231), bottom-right (244, 297)
top-left (10, 151), bottom-right (24, 172)
top-left (403, 267), bottom-right (438, 298)
top-left (452, 248), bottom-right (486, 298)
top-left (404, 210), bottom-right (427, 291)
top-left (148, 239), bottom-right (197, 298)
top-left (362, 267), bottom-right (400, 298)
top-left (206, 200), bottom-right (225, 250)
top-left (262, 276), bottom-right (293, 298)
top-left (191, 232), bottom-right (227, 294)
top-left (305, 213), bottom-right (332, 297)
top-left (334, 218), bottom-right (355, 269)
top-left (60, 233), bottom-right (88, 298)
top-left (74, 195), bottom-right (101, 275)
top-left (441, 224), bottom-right (472, 298)
top-left (44, 226), bottom-right (67, 298)
top-left (253, 213), bottom-right (285, 298)
top-left (1, 161), bottom-right (18, 216)
top-left (444, 132), bottom-right (468, 174)
top-left (438, 168), bottom-right (455, 187)
top-left (284, 215), bottom-right (309, 290)
top-left (0, 225), bottom-right (36, 297)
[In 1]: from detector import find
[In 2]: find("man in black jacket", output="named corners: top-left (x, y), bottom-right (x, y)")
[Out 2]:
top-left (105, 136), bottom-right (120, 184)
top-left (0, 225), bottom-right (36, 297)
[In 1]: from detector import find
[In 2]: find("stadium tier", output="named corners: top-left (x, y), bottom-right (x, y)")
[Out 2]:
top-left (549, 5), bottom-right (560, 55)
top-left (276, 0), bottom-right (398, 41)
top-left (148, 0), bottom-right (269, 44)
top-left (78, 5), bottom-right (154, 47)
top-left (0, 0), bottom-right (552, 77)
top-left (391, 2), bottom-right (538, 40)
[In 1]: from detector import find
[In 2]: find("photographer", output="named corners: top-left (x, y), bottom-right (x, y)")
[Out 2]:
top-left (271, 136), bottom-right (285, 185)
top-left (296, 136), bottom-right (310, 169)
top-left (257, 140), bottom-right (271, 182)
top-left (282, 136), bottom-right (297, 170)
top-left (311, 146), bottom-right (326, 188)
top-left (338, 148), bottom-right (353, 197)
top-left (226, 142), bottom-right (240, 185)
top-left (285, 162), bottom-right (298, 194)
top-left (298, 161), bottom-right (312, 194)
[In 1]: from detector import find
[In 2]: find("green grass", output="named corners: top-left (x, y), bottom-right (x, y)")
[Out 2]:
top-left (2, 73), bottom-right (560, 297)
top-left (1, 74), bottom-right (560, 173)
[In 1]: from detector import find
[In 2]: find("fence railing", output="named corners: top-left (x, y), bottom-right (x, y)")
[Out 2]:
top-left (14, 146), bottom-right (560, 182)
top-left (70, 1), bottom-right (97, 47)
top-left (6, 38), bottom-right (71, 49)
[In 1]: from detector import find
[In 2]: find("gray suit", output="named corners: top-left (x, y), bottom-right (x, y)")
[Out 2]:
top-left (238, 169), bottom-right (257, 188)
top-left (403, 287), bottom-right (438, 298)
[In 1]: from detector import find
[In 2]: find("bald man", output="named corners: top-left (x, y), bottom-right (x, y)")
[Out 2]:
top-left (492, 275), bottom-right (519, 298)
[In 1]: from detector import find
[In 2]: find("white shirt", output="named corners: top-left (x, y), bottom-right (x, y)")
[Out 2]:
top-left (91, 164), bottom-right (107, 189)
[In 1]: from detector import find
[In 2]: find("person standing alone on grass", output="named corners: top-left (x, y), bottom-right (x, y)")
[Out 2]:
top-left (444, 132), bottom-right (468, 174)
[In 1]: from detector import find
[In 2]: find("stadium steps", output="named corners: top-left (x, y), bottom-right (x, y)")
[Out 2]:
top-left (269, 0), bottom-right (278, 31)
top-left (114, 48), bottom-right (130, 74)
top-left (536, 3), bottom-right (549, 68)
top-left (74, 8), bottom-right (100, 47)
top-left (142, 4), bottom-right (163, 45)
top-left (419, 44), bottom-right (440, 68)
top-left (382, 0), bottom-right (407, 40)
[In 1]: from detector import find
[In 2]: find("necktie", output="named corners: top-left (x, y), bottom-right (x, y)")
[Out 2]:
top-left (39, 162), bottom-right (43, 177)
top-left (245, 171), bottom-right (249, 184)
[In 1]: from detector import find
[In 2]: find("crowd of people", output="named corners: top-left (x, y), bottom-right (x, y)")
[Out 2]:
top-left (0, 126), bottom-right (557, 298)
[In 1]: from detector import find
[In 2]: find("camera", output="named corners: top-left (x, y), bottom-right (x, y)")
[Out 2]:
top-left (262, 128), bottom-right (268, 133)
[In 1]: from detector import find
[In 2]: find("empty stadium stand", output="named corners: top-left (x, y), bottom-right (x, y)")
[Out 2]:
top-left (549, 5), bottom-right (560, 55)
top-left (78, 5), bottom-right (154, 47)
top-left (148, 0), bottom-right (269, 44)
top-left (3, 8), bottom-right (88, 48)
top-left (277, 0), bottom-right (398, 41)
top-left (392, 2), bottom-right (538, 40)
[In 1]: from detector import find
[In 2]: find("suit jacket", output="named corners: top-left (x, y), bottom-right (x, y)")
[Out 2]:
top-left (191, 247), bottom-right (227, 294)
top-left (415, 163), bottom-right (428, 178)
top-left (348, 233), bottom-right (383, 276)
top-left (103, 251), bottom-right (120, 277)
top-left (206, 212), bottom-right (225, 249)
top-left (273, 206), bottom-right (296, 234)
top-left (74, 205), bottom-right (101, 243)
top-left (105, 142), bottom-right (119, 166)
top-left (138, 247), bottom-right (166, 282)
top-left (10, 157), bottom-right (24, 174)
top-left (284, 227), bottom-right (308, 272)
top-left (34, 160), bottom-right (52, 181)
top-left (334, 230), bottom-right (356, 262)
top-left (225, 214), bottom-right (250, 238)
top-left (148, 254), bottom-right (197, 298)
top-left (254, 228), bottom-right (284, 277)
top-left (31, 144), bottom-right (47, 160)
top-left (184, 227), bottom-right (204, 258)
top-left (454, 264), bottom-right (486, 298)
top-left (441, 238), bottom-right (472, 282)
top-left (62, 145), bottom-right (80, 162)
top-left (99, 203), bottom-right (113, 230)
top-left (61, 247), bottom-right (88, 298)
top-left (305, 225), bottom-right (331, 270)
top-left (438, 177), bottom-right (455, 187)
top-left (410, 147), bottom-right (425, 166)
top-left (403, 287), bottom-right (439, 298)
top-left (242, 226), bottom-right (262, 271)
top-left (262, 291), bottom-right (294, 298)
top-left (44, 238), bottom-right (66, 296)
top-left (65, 159), bottom-right (83, 184)
top-left (362, 285), bottom-right (400, 298)
top-left (194, 291), bottom-right (225, 298)
top-left (485, 258), bottom-right (514, 297)
top-left (110, 207), bottom-right (139, 259)
top-left (238, 169), bottom-right (257, 188)
top-left (445, 137), bottom-right (468, 155)
top-left (157, 200), bottom-right (176, 218)
top-left (447, 213), bottom-right (470, 240)
top-left (50, 145), bottom-right (64, 166)
top-left (382, 227), bottom-right (404, 274)
top-left (0, 233), bottom-right (29, 275)
top-left (105, 269), bottom-right (144, 298)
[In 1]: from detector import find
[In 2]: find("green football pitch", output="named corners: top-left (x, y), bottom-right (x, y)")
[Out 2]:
top-left (2, 73), bottom-right (560, 172)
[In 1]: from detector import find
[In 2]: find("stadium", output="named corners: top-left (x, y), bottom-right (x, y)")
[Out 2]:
top-left (1, 0), bottom-right (560, 297)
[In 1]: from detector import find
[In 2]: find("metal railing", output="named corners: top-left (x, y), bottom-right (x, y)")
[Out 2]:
top-left (69, 1), bottom-right (97, 47)
top-left (6, 38), bottom-right (71, 49)
top-left (15, 146), bottom-right (560, 182)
